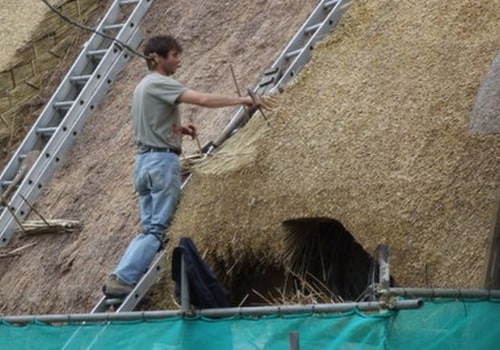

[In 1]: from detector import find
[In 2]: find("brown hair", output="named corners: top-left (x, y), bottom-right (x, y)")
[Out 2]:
top-left (144, 35), bottom-right (183, 70)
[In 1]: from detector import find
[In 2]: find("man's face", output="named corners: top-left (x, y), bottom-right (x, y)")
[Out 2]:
top-left (160, 50), bottom-right (181, 76)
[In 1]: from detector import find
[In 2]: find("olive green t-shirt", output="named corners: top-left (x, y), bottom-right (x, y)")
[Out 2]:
top-left (131, 72), bottom-right (188, 151)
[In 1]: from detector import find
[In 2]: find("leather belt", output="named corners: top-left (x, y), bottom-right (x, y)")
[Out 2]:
top-left (138, 145), bottom-right (181, 156)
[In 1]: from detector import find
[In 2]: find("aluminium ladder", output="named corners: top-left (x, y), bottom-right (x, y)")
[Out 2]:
top-left (90, 0), bottom-right (351, 315)
top-left (211, 0), bottom-right (351, 149)
top-left (0, 0), bottom-right (154, 247)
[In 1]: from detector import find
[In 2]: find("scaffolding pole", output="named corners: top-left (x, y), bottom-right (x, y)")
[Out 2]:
top-left (1, 299), bottom-right (422, 325)
top-left (385, 288), bottom-right (500, 299)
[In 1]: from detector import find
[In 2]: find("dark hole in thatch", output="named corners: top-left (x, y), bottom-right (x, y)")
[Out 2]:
top-left (222, 217), bottom-right (395, 306)
top-left (283, 217), bottom-right (378, 302)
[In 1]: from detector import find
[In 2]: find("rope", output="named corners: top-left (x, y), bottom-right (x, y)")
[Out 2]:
top-left (39, 0), bottom-right (150, 61)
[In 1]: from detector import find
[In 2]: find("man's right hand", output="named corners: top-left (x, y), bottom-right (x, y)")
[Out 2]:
top-left (241, 96), bottom-right (255, 108)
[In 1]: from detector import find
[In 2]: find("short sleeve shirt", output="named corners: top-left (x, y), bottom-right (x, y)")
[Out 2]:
top-left (131, 72), bottom-right (188, 151)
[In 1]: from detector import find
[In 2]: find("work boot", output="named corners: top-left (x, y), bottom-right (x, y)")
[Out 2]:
top-left (102, 274), bottom-right (133, 298)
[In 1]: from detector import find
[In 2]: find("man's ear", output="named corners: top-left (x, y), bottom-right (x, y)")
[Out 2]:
top-left (146, 53), bottom-right (160, 70)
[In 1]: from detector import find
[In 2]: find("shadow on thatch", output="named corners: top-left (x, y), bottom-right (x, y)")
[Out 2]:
top-left (470, 50), bottom-right (500, 134)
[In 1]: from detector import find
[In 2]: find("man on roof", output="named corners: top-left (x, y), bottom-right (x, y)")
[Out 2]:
top-left (103, 34), bottom-right (258, 297)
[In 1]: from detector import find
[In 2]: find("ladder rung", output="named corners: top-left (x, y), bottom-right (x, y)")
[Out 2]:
top-left (103, 23), bottom-right (125, 32)
top-left (87, 49), bottom-right (108, 59)
top-left (1, 180), bottom-right (12, 188)
top-left (53, 101), bottom-right (75, 110)
top-left (69, 75), bottom-right (91, 85)
top-left (36, 127), bottom-right (57, 136)
top-left (324, 0), bottom-right (339, 9)
top-left (259, 77), bottom-right (275, 88)
top-left (119, 0), bottom-right (139, 5)
top-left (305, 23), bottom-right (321, 34)
top-left (104, 298), bottom-right (124, 306)
top-left (263, 67), bottom-right (279, 76)
top-left (285, 48), bottom-right (303, 60)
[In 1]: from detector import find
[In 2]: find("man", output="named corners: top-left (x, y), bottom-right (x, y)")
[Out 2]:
top-left (103, 35), bottom-right (257, 297)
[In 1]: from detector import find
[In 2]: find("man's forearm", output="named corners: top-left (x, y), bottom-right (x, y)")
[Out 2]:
top-left (199, 94), bottom-right (248, 107)
top-left (179, 89), bottom-right (252, 108)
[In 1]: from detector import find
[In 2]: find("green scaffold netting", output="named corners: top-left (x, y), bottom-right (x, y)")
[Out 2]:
top-left (2, 299), bottom-right (500, 349)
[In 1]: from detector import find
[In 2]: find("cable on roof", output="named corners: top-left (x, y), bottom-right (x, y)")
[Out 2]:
top-left (40, 0), bottom-right (151, 62)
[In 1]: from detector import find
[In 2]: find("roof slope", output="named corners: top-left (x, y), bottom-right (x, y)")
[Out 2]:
top-left (0, 0), bottom-right (318, 315)
top-left (166, 0), bottom-right (500, 295)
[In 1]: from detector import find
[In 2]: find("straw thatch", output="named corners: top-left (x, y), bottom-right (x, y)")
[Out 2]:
top-left (0, 0), bottom-right (498, 314)
top-left (162, 0), bottom-right (500, 308)
top-left (0, 1), bottom-right (47, 71)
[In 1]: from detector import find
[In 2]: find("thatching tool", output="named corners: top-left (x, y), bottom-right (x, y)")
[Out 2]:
top-left (230, 64), bottom-right (270, 126)
top-left (247, 89), bottom-right (271, 127)
top-left (229, 64), bottom-right (242, 97)
top-left (187, 125), bottom-right (203, 154)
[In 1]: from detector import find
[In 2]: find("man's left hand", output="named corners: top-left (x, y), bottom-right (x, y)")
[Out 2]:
top-left (181, 124), bottom-right (197, 139)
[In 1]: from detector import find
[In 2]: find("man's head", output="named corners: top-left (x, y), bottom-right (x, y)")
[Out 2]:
top-left (144, 35), bottom-right (183, 75)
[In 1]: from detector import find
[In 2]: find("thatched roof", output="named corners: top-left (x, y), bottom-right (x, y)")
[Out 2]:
top-left (165, 0), bottom-right (500, 303)
top-left (0, 1), bottom-right (47, 70)
top-left (0, 0), bottom-right (104, 164)
top-left (0, 0), bottom-right (95, 71)
top-left (0, 0), bottom-right (498, 314)
top-left (0, 0), bottom-right (320, 315)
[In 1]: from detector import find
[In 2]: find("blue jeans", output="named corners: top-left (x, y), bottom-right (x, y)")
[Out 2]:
top-left (113, 151), bottom-right (181, 285)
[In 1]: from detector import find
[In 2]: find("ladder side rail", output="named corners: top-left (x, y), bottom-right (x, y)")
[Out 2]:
top-left (0, 30), bottom-right (143, 247)
top-left (211, 106), bottom-right (248, 148)
top-left (0, 0), bottom-right (126, 197)
top-left (116, 251), bottom-right (165, 312)
top-left (270, 0), bottom-right (348, 93)
top-left (91, 251), bottom-right (165, 313)
top-left (91, 297), bottom-right (110, 314)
